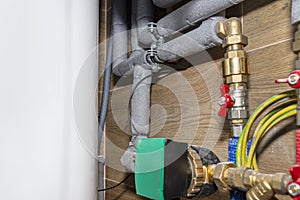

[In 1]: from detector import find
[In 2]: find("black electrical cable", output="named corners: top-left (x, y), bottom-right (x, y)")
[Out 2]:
top-left (97, 173), bottom-right (133, 191)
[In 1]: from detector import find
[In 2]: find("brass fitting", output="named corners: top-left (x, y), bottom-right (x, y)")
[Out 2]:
top-left (216, 17), bottom-right (250, 137)
top-left (207, 163), bottom-right (291, 200)
top-left (246, 180), bottom-right (274, 200)
top-left (212, 162), bottom-right (235, 191)
top-left (217, 17), bottom-right (249, 84)
top-left (186, 148), bottom-right (204, 197)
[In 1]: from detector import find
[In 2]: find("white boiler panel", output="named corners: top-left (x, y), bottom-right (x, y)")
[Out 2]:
top-left (0, 0), bottom-right (99, 199)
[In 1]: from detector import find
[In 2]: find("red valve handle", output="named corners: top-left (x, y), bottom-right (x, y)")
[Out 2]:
top-left (218, 84), bottom-right (234, 117)
top-left (275, 70), bottom-right (300, 89)
top-left (288, 165), bottom-right (300, 199)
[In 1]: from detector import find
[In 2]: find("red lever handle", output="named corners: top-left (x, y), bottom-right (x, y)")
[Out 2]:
top-left (218, 84), bottom-right (234, 117)
top-left (288, 165), bottom-right (300, 199)
top-left (275, 70), bottom-right (300, 89)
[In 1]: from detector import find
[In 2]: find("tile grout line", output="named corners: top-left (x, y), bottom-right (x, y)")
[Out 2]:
top-left (247, 38), bottom-right (293, 53)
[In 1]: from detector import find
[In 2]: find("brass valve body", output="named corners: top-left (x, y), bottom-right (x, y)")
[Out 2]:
top-left (217, 17), bottom-right (250, 137)
top-left (217, 18), bottom-right (249, 84)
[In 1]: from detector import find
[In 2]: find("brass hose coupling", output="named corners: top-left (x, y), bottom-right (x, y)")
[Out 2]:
top-left (216, 17), bottom-right (250, 137)
top-left (209, 162), bottom-right (291, 200)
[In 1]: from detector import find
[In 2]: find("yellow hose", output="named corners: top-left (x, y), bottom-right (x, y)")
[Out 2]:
top-left (247, 105), bottom-right (296, 168)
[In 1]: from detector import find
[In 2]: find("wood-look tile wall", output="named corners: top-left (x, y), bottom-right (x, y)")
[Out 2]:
top-left (100, 0), bottom-right (296, 199)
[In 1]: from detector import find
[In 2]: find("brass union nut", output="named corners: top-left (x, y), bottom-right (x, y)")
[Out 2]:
top-left (223, 35), bottom-right (248, 47)
top-left (213, 162), bottom-right (236, 191)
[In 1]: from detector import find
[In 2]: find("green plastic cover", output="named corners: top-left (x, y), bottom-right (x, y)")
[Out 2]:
top-left (135, 138), bottom-right (166, 200)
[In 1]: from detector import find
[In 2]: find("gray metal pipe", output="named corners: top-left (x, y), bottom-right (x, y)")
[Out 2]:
top-left (157, 0), bottom-right (244, 37)
top-left (137, 0), bottom-right (155, 47)
top-left (157, 16), bottom-right (224, 62)
top-left (112, 0), bottom-right (128, 69)
top-left (292, 0), bottom-right (300, 24)
top-left (152, 0), bottom-right (185, 8)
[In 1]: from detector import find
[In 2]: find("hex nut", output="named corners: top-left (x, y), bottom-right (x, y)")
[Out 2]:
top-left (213, 162), bottom-right (236, 191)
top-left (226, 75), bottom-right (248, 84)
top-left (228, 109), bottom-right (248, 119)
top-left (223, 35), bottom-right (248, 47)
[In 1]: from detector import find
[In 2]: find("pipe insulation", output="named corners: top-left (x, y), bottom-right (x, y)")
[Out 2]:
top-left (157, 0), bottom-right (244, 37)
top-left (157, 16), bottom-right (224, 62)
top-left (292, 0), bottom-right (300, 24)
top-left (137, 0), bottom-right (155, 47)
top-left (131, 0), bottom-right (142, 52)
top-left (113, 17), bottom-right (224, 76)
top-left (112, 0), bottom-right (128, 69)
top-left (131, 65), bottom-right (152, 136)
top-left (113, 50), bottom-right (144, 76)
top-left (152, 0), bottom-right (185, 8)
top-left (120, 65), bottom-right (152, 173)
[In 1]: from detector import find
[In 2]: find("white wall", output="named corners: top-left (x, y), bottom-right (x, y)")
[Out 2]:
top-left (0, 0), bottom-right (99, 199)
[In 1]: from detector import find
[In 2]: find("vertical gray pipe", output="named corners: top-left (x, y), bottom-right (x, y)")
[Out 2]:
top-left (137, 0), bottom-right (155, 47)
top-left (112, 0), bottom-right (128, 71)
top-left (131, 65), bottom-right (152, 136)
top-left (292, 0), bottom-right (300, 24)
top-left (152, 0), bottom-right (185, 8)
top-left (120, 65), bottom-right (152, 173)
top-left (131, 0), bottom-right (142, 53)
top-left (157, 0), bottom-right (244, 37)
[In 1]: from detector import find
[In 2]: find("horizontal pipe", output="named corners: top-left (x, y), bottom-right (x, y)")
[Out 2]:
top-left (157, 0), bottom-right (244, 37)
top-left (292, 0), bottom-right (300, 24)
top-left (152, 0), bottom-right (185, 8)
top-left (113, 17), bottom-right (224, 76)
top-left (157, 16), bottom-right (224, 62)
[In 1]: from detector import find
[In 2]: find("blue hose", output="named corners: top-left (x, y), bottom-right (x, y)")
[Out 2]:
top-left (228, 137), bottom-right (251, 200)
